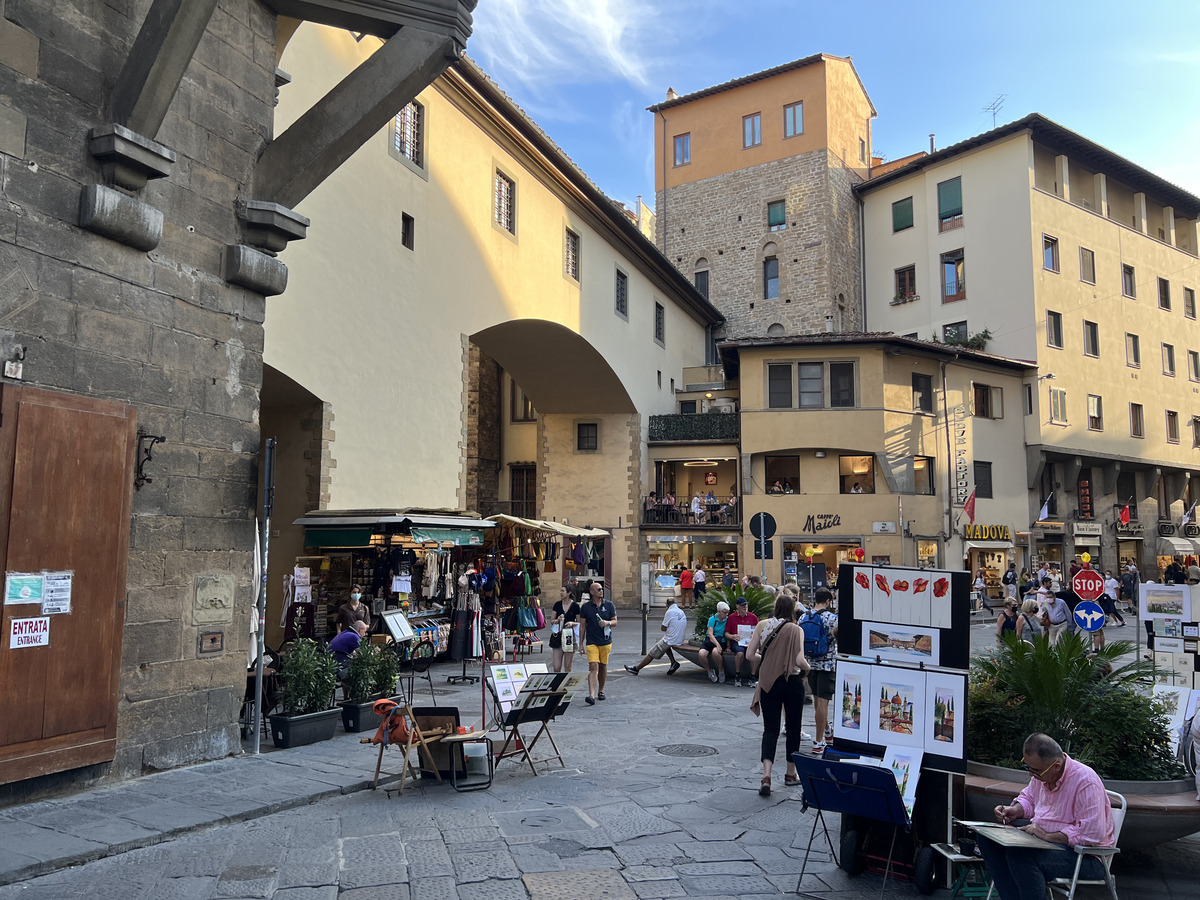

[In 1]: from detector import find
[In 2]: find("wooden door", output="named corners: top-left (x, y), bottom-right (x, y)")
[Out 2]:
top-left (0, 385), bottom-right (136, 785)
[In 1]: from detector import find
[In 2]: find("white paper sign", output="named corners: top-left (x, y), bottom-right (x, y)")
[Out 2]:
top-left (293, 584), bottom-right (312, 605)
top-left (41, 571), bottom-right (73, 615)
top-left (293, 566), bottom-right (311, 587)
top-left (9, 616), bottom-right (50, 648)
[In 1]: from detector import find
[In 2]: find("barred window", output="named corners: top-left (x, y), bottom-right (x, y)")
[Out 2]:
top-left (393, 101), bottom-right (423, 166)
top-left (564, 228), bottom-right (580, 280)
top-left (494, 170), bottom-right (515, 233)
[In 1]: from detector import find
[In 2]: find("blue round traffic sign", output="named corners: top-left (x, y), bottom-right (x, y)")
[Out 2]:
top-left (1073, 600), bottom-right (1106, 633)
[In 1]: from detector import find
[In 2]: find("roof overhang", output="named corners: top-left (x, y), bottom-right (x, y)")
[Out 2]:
top-left (264, 0), bottom-right (476, 45)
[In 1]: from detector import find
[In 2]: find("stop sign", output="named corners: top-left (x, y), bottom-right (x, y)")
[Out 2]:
top-left (1072, 568), bottom-right (1105, 602)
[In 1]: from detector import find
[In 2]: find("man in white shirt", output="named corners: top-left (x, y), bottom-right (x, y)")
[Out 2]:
top-left (624, 601), bottom-right (688, 676)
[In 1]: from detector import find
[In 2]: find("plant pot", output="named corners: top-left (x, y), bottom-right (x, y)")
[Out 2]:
top-left (268, 708), bottom-right (341, 749)
top-left (340, 695), bottom-right (402, 733)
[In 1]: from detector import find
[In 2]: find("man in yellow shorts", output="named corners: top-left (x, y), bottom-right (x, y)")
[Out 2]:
top-left (579, 581), bottom-right (617, 705)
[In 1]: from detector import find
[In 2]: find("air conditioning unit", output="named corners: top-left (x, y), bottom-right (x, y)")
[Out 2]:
top-left (708, 397), bottom-right (737, 414)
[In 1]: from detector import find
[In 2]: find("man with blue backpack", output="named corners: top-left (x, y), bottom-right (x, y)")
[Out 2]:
top-left (801, 588), bottom-right (838, 754)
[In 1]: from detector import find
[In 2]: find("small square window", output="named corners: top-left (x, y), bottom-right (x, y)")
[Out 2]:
top-left (1159, 277), bottom-right (1171, 310)
top-left (679, 399), bottom-right (697, 414)
top-left (763, 257), bottom-right (779, 300)
top-left (1049, 387), bottom-right (1068, 424)
top-left (839, 456), bottom-right (875, 494)
top-left (783, 101), bottom-right (804, 137)
top-left (1189, 349), bottom-right (1200, 382)
top-left (743, 112), bottom-right (762, 148)
top-left (494, 170), bottom-right (516, 234)
top-left (392, 101), bottom-right (424, 167)
top-left (912, 373), bottom-right (933, 413)
top-left (1130, 403), bottom-right (1144, 438)
top-left (767, 200), bottom-right (786, 231)
top-left (1167, 410), bottom-right (1180, 443)
top-left (654, 302), bottom-right (665, 344)
top-left (1079, 247), bottom-right (1096, 284)
top-left (1087, 394), bottom-right (1103, 431)
top-left (913, 456), bottom-right (935, 494)
top-left (943, 321), bottom-right (968, 343)
top-left (1163, 342), bottom-right (1176, 376)
top-left (1186, 287), bottom-right (1196, 319)
top-left (1126, 333), bottom-right (1140, 368)
top-left (673, 133), bottom-right (690, 166)
top-left (895, 265), bottom-right (916, 300)
top-left (576, 422), bottom-right (598, 451)
top-left (1083, 320), bottom-right (1099, 357)
top-left (1043, 235), bottom-right (1059, 272)
top-left (1046, 311), bottom-right (1063, 348)
top-left (564, 228), bottom-right (580, 281)
top-left (401, 213), bottom-right (415, 250)
top-left (973, 383), bottom-right (1003, 419)
top-left (615, 269), bottom-right (628, 318)
top-left (1122, 264), bottom-right (1136, 298)
top-left (892, 197), bottom-right (914, 232)
top-left (765, 456), bottom-right (799, 492)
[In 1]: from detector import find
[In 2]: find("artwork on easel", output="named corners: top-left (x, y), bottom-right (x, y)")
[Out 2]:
top-left (869, 666), bottom-right (926, 750)
top-left (882, 746), bottom-right (924, 819)
top-left (862, 622), bottom-right (940, 665)
top-left (833, 661), bottom-right (871, 744)
top-left (924, 671), bottom-right (966, 759)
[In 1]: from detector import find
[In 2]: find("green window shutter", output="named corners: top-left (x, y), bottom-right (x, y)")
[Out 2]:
top-left (892, 197), bottom-right (913, 231)
top-left (937, 177), bottom-right (962, 218)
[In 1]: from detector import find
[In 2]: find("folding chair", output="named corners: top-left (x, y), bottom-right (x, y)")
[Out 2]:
top-left (1045, 789), bottom-right (1124, 900)
top-left (371, 701), bottom-right (448, 794)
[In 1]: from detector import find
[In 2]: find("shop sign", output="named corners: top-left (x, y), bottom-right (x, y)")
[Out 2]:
top-left (962, 524), bottom-right (1012, 541)
top-left (1078, 475), bottom-right (1093, 520)
top-left (952, 403), bottom-right (970, 506)
top-left (1073, 522), bottom-right (1103, 537)
top-left (872, 521), bottom-right (897, 534)
top-left (9, 616), bottom-right (49, 648)
top-left (1115, 520), bottom-right (1145, 538)
top-left (1185, 524), bottom-right (1200, 539)
top-left (803, 513), bottom-right (842, 533)
top-left (1036, 521), bottom-right (1065, 534)
top-left (1159, 522), bottom-right (1177, 537)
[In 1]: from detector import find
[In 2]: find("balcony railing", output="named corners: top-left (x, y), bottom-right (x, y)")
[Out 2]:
top-left (642, 498), bottom-right (740, 528)
top-left (649, 413), bottom-right (739, 443)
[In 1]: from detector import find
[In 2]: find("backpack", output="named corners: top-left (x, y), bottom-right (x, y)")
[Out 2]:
top-left (800, 610), bottom-right (830, 659)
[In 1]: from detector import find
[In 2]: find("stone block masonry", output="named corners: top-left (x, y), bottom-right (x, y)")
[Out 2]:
top-left (0, 1), bottom-right (277, 801)
top-left (657, 148), bottom-right (864, 339)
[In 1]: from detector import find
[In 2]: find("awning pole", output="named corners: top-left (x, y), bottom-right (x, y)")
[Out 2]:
top-left (252, 437), bottom-right (276, 755)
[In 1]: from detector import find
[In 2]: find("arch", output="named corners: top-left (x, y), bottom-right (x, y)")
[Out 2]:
top-left (767, 323), bottom-right (785, 336)
top-left (471, 319), bottom-right (636, 414)
top-left (695, 256), bottom-right (709, 269)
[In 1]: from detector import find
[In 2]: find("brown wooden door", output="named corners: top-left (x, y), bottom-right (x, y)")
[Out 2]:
top-left (0, 385), bottom-right (136, 785)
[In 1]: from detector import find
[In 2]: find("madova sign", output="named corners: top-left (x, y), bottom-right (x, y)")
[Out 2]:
top-left (962, 524), bottom-right (1012, 541)
top-left (1072, 568), bottom-right (1105, 602)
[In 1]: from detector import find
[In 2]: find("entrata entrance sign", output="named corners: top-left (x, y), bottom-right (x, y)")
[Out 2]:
top-left (1072, 568), bottom-right (1105, 602)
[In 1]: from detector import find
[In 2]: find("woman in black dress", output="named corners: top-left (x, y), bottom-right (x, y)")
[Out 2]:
top-left (550, 585), bottom-right (580, 673)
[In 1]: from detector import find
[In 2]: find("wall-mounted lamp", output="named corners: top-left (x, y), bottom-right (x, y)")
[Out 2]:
top-left (704, 391), bottom-right (714, 399)
top-left (1038, 373), bottom-right (1057, 381)
top-left (814, 450), bottom-right (827, 458)
top-left (134, 429), bottom-right (166, 490)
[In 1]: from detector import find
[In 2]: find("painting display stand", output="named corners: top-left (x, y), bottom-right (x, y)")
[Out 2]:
top-left (493, 690), bottom-right (566, 776)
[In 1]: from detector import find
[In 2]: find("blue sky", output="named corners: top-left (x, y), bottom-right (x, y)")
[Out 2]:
top-left (469, 0), bottom-right (1200, 208)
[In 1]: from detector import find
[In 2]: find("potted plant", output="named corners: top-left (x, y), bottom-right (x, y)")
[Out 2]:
top-left (340, 643), bottom-right (402, 733)
top-left (268, 638), bottom-right (341, 748)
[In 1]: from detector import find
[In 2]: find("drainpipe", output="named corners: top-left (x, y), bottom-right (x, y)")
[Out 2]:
top-left (858, 194), bottom-right (868, 330)
top-left (940, 359), bottom-right (954, 541)
top-left (657, 109), bottom-right (668, 256)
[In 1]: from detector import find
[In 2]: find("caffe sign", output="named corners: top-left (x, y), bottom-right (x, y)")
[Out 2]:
top-left (963, 524), bottom-right (1012, 541)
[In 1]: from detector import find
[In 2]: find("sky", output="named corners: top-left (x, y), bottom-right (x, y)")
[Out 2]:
top-left (468, 0), bottom-right (1200, 209)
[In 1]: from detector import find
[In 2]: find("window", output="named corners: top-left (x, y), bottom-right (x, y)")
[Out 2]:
top-left (1046, 310), bottom-right (1063, 348)
top-left (1126, 333), bottom-right (1140, 367)
top-left (1023, 383), bottom-right (1033, 416)
top-left (895, 265), bottom-right (916, 300)
top-left (743, 112), bottom-right (762, 148)
top-left (1193, 416), bottom-right (1200, 449)
top-left (913, 456), bottom-right (935, 495)
top-left (1049, 387), bottom-right (1068, 424)
top-left (783, 101), bottom-right (803, 137)
top-left (767, 364), bottom-right (792, 408)
top-left (1186, 287), bottom-right (1196, 319)
top-left (937, 176), bottom-right (963, 231)
top-left (829, 362), bottom-right (855, 408)
top-left (392, 101), bottom-right (423, 166)
top-left (767, 200), bottom-right (786, 231)
top-left (763, 257), bottom-right (779, 299)
top-left (859, 137), bottom-right (866, 163)
top-left (943, 321), bottom-right (968, 343)
top-left (1079, 247), bottom-right (1095, 284)
top-left (765, 456), bottom-right (799, 492)
top-left (1159, 277), bottom-right (1171, 310)
top-left (1043, 235), bottom-right (1059, 272)
top-left (974, 461), bottom-right (993, 499)
top-left (1122, 264), bottom-right (1136, 298)
top-left (892, 197), bottom-right (913, 232)
top-left (1087, 394), bottom-right (1103, 431)
top-left (673, 133), bottom-right (690, 166)
top-left (510, 465), bottom-right (536, 519)
top-left (511, 382), bottom-right (535, 422)
top-left (1083, 320), bottom-right (1099, 357)
top-left (1163, 342), bottom-right (1176, 376)
top-left (576, 422), bottom-right (598, 451)
top-left (1190, 350), bottom-right (1200, 382)
top-left (494, 170), bottom-right (515, 234)
top-left (654, 302), bottom-right (665, 344)
top-left (912, 373), bottom-right (933, 413)
top-left (941, 249), bottom-right (965, 301)
top-left (679, 400), bottom-right (697, 414)
top-left (839, 456), bottom-right (875, 494)
top-left (564, 228), bottom-right (580, 280)
top-left (1167, 410), bottom-right (1180, 443)
top-left (401, 213), bottom-right (414, 250)
top-left (694, 269), bottom-right (709, 299)
top-left (614, 269), bottom-right (628, 318)
top-left (1129, 403), bottom-right (1144, 438)
top-left (973, 383), bottom-right (1003, 419)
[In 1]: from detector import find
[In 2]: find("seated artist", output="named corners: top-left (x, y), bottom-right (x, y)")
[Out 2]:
top-left (981, 733), bottom-right (1114, 900)
top-left (328, 620), bottom-right (369, 677)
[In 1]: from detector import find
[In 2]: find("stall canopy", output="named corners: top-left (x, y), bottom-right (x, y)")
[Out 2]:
top-left (487, 514), bottom-right (609, 539)
top-left (292, 509), bottom-right (496, 543)
top-left (964, 540), bottom-right (1013, 551)
top-left (1159, 536), bottom-right (1193, 556)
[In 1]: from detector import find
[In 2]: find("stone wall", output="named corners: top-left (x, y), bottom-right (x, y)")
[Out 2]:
top-left (462, 342), bottom-right (500, 513)
top-left (0, 0), bottom-right (275, 798)
top-left (657, 148), bottom-right (863, 339)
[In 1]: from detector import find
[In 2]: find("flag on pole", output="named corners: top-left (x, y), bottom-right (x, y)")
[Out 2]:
top-left (1038, 493), bottom-right (1053, 522)
top-left (1183, 501), bottom-right (1198, 526)
top-left (964, 489), bottom-right (977, 525)
top-left (1119, 502), bottom-right (1130, 526)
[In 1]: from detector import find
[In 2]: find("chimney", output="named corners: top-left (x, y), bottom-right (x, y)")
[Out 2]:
top-left (825, 315), bottom-right (835, 333)
top-left (666, 87), bottom-right (678, 100)
top-left (929, 134), bottom-right (935, 153)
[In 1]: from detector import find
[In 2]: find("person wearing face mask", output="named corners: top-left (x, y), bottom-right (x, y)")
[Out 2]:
top-left (337, 584), bottom-right (371, 634)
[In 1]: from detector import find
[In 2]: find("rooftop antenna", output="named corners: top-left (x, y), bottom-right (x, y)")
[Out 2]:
top-left (982, 94), bottom-right (1007, 128)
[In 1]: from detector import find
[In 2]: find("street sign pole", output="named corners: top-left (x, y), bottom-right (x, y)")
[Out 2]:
top-left (759, 514), bottom-right (766, 586)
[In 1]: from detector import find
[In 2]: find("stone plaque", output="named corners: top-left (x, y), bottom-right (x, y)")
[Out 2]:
top-left (192, 572), bottom-right (235, 625)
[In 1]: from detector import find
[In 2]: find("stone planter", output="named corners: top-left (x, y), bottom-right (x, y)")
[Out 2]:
top-left (340, 695), bottom-right (403, 733)
top-left (965, 761), bottom-right (1200, 850)
top-left (268, 708), bottom-right (341, 749)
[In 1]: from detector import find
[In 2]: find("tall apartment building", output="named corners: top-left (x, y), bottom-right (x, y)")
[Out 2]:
top-left (858, 114), bottom-right (1200, 573)
top-left (649, 55), bottom-right (875, 340)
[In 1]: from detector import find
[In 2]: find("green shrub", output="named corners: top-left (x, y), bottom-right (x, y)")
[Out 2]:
top-left (968, 630), bottom-right (1184, 779)
top-left (692, 584), bottom-right (776, 641)
top-left (343, 642), bottom-right (402, 703)
top-left (278, 638), bottom-right (339, 716)
top-left (372, 644), bottom-right (401, 697)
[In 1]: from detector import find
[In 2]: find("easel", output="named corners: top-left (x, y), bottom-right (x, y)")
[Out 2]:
top-left (493, 690), bottom-right (566, 775)
top-left (370, 701), bottom-right (451, 794)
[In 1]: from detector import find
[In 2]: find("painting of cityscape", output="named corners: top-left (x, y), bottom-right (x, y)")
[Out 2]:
top-left (1141, 584), bottom-right (1191, 621)
top-left (862, 622), bottom-right (941, 665)
top-left (833, 662), bottom-right (872, 744)
top-left (871, 667), bottom-right (926, 749)
top-left (923, 671), bottom-right (967, 759)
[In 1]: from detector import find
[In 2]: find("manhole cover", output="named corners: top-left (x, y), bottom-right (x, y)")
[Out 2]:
top-left (520, 814), bottom-right (564, 828)
top-left (657, 743), bottom-right (717, 758)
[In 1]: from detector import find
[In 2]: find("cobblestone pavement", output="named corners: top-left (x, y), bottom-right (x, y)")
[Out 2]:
top-left (0, 609), bottom-right (1194, 899)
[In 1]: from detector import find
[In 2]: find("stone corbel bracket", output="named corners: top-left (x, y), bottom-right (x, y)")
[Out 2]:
top-left (238, 199), bottom-right (310, 253)
top-left (87, 123), bottom-right (176, 192)
top-left (79, 183), bottom-right (164, 251)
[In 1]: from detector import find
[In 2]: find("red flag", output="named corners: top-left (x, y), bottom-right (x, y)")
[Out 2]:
top-left (964, 490), bottom-right (977, 525)
top-left (1119, 503), bottom-right (1130, 525)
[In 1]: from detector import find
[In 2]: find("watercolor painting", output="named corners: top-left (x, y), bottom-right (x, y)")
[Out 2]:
top-left (878, 680), bottom-right (917, 735)
top-left (923, 671), bottom-right (967, 760)
top-left (862, 622), bottom-right (940, 665)
top-left (833, 662), bottom-right (875, 744)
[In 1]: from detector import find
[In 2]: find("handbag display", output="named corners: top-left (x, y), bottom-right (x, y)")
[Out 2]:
top-left (533, 598), bottom-right (545, 630)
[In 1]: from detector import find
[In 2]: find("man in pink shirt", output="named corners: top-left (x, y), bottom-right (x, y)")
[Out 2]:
top-left (981, 733), bottom-right (1114, 899)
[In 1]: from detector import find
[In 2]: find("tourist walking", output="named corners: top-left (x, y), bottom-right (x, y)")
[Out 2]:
top-left (549, 585), bottom-right (580, 673)
top-left (748, 594), bottom-right (811, 797)
top-left (578, 582), bottom-right (617, 705)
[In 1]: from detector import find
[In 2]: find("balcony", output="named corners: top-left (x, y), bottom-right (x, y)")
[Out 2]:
top-left (642, 497), bottom-right (740, 529)
top-left (649, 413), bottom-right (739, 443)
